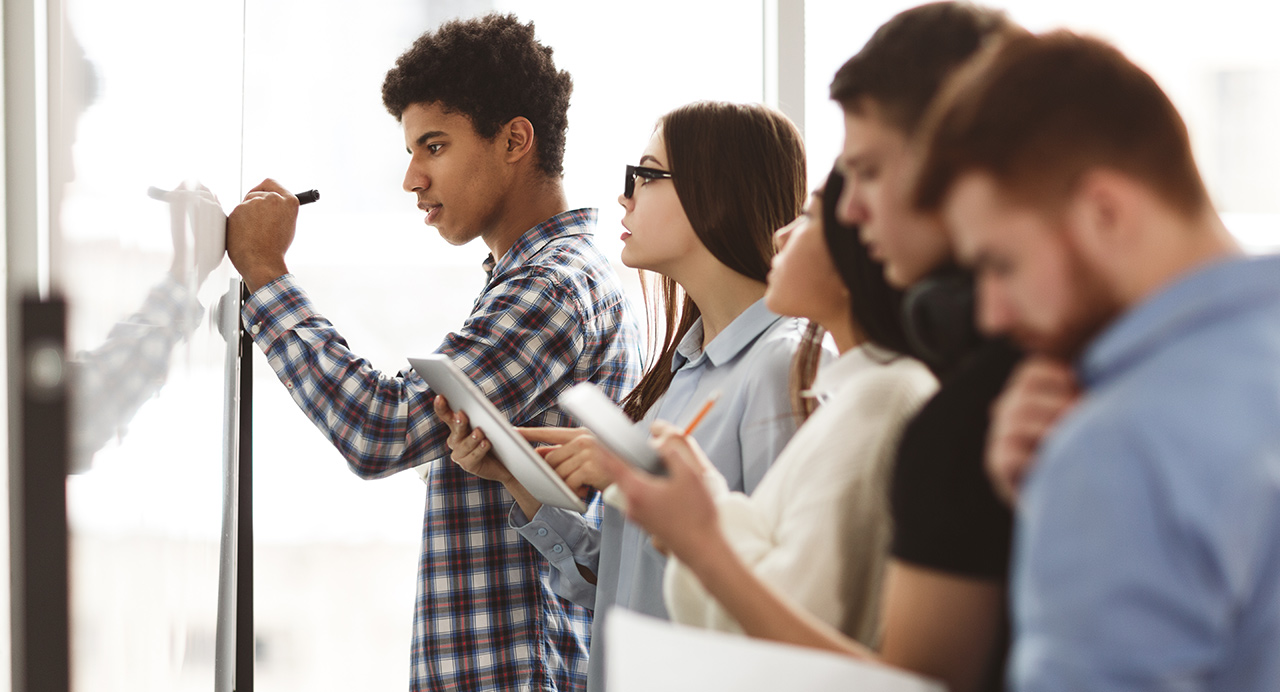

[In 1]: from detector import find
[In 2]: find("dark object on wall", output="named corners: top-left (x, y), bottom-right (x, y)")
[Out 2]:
top-left (11, 295), bottom-right (71, 692)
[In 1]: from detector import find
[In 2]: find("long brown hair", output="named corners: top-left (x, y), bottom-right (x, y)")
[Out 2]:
top-left (790, 321), bottom-right (827, 422)
top-left (622, 101), bottom-right (806, 420)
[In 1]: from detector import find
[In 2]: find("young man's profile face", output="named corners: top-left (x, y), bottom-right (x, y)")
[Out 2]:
top-left (835, 105), bottom-right (952, 289)
top-left (401, 102), bottom-right (510, 246)
top-left (945, 172), bottom-right (1119, 360)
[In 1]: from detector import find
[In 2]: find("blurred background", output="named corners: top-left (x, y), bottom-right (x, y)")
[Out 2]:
top-left (3, 0), bottom-right (1276, 690)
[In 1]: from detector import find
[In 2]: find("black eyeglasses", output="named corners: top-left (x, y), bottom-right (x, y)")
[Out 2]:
top-left (624, 164), bottom-right (674, 199)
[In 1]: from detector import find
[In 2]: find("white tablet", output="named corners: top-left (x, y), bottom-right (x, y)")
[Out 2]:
top-left (409, 354), bottom-right (587, 513)
top-left (558, 383), bottom-right (665, 475)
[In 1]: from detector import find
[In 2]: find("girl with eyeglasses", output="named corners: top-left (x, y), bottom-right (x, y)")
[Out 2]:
top-left (444, 100), bottom-right (814, 691)
top-left (603, 167), bottom-right (936, 646)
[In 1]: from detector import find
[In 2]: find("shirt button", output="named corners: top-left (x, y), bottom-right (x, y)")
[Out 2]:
top-left (552, 544), bottom-right (564, 554)
top-left (249, 323), bottom-right (261, 335)
top-left (285, 382), bottom-right (293, 389)
top-left (536, 528), bottom-right (548, 537)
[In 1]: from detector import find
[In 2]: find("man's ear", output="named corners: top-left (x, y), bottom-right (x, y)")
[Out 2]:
top-left (501, 117), bottom-right (536, 164)
top-left (1065, 169), bottom-right (1134, 264)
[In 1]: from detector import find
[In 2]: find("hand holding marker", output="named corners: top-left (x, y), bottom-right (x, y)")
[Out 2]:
top-left (149, 184), bottom-right (320, 339)
top-left (148, 186), bottom-right (320, 205)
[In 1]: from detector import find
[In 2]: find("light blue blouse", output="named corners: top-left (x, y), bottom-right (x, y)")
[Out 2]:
top-left (510, 298), bottom-right (811, 691)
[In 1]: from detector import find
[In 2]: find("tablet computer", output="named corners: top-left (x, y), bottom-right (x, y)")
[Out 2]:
top-left (558, 383), bottom-right (665, 476)
top-left (409, 354), bottom-right (587, 513)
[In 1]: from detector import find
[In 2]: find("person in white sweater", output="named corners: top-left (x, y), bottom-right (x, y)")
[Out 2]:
top-left (617, 167), bottom-right (937, 645)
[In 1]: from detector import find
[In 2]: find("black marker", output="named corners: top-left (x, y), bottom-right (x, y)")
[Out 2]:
top-left (148, 186), bottom-right (321, 205)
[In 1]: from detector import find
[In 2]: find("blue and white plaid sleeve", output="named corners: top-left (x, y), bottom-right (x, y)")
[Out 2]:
top-left (241, 271), bottom-right (588, 477)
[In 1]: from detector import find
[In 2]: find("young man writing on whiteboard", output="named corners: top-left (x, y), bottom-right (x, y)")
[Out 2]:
top-left (225, 13), bottom-right (642, 692)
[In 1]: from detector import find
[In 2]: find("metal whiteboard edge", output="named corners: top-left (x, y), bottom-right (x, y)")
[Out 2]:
top-left (213, 278), bottom-right (241, 692)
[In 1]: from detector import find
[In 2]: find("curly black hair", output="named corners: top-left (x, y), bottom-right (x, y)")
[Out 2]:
top-left (382, 13), bottom-right (573, 177)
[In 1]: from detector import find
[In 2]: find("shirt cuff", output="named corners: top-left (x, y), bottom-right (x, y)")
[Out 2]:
top-left (240, 273), bottom-right (319, 348)
top-left (510, 503), bottom-right (596, 563)
top-left (510, 502), bottom-right (600, 606)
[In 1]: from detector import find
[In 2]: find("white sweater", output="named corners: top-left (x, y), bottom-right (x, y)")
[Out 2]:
top-left (664, 346), bottom-right (937, 643)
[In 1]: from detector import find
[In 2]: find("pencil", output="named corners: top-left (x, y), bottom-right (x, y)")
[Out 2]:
top-left (683, 391), bottom-right (721, 436)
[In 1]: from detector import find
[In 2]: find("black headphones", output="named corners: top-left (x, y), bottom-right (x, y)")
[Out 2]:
top-left (901, 268), bottom-right (981, 375)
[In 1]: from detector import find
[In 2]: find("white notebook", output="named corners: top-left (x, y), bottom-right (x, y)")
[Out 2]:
top-left (607, 609), bottom-right (946, 692)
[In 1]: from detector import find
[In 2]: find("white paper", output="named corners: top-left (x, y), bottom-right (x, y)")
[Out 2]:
top-left (607, 609), bottom-right (947, 692)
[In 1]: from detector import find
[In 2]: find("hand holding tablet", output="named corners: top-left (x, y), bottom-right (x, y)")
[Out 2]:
top-left (557, 383), bottom-right (720, 477)
top-left (411, 356), bottom-right (702, 514)
top-left (410, 354), bottom-right (587, 513)
top-left (557, 383), bottom-right (665, 475)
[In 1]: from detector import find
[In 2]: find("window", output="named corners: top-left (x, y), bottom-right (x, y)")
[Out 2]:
top-left (805, 0), bottom-right (1280, 252)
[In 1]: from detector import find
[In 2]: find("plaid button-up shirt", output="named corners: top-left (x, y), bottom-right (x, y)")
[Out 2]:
top-left (242, 208), bottom-right (643, 691)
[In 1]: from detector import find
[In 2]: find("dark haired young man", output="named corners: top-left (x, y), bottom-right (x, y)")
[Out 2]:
top-left (226, 13), bottom-right (642, 692)
top-left (827, 5), bottom-right (1026, 691)
top-left (916, 31), bottom-right (1280, 692)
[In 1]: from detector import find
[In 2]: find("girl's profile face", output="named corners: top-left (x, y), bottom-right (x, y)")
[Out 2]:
top-left (617, 129), bottom-right (700, 274)
top-left (765, 192), bottom-right (851, 328)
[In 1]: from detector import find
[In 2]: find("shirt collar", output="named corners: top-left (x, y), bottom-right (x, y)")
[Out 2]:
top-left (483, 208), bottom-right (598, 279)
top-left (1078, 253), bottom-right (1279, 387)
top-left (672, 298), bottom-right (782, 371)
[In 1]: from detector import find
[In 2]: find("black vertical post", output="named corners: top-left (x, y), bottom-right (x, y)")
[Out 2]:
top-left (10, 295), bottom-right (70, 692)
top-left (235, 283), bottom-right (254, 692)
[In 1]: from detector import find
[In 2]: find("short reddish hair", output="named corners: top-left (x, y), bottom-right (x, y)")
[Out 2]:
top-left (913, 31), bottom-right (1212, 217)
